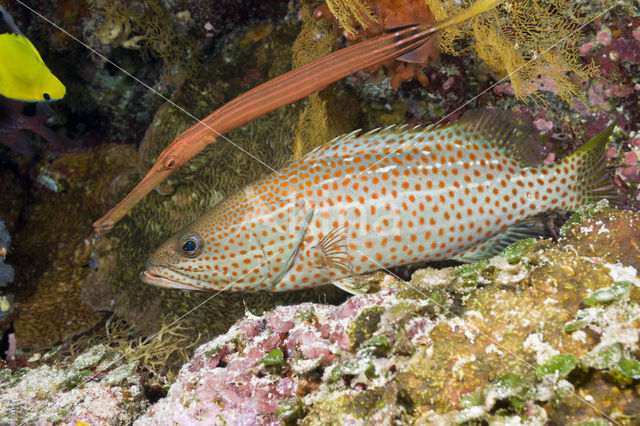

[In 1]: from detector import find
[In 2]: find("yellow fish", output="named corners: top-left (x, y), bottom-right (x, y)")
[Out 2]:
top-left (0, 33), bottom-right (66, 102)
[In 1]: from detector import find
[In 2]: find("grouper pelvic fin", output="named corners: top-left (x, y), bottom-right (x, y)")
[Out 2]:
top-left (332, 277), bottom-right (366, 296)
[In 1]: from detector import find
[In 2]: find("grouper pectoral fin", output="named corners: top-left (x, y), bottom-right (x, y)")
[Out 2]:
top-left (313, 224), bottom-right (354, 275)
top-left (312, 224), bottom-right (366, 295)
top-left (453, 211), bottom-right (570, 263)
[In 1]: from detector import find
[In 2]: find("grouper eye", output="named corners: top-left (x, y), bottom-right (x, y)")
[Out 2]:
top-left (180, 234), bottom-right (203, 257)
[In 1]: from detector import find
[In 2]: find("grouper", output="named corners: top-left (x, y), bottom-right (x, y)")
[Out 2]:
top-left (141, 110), bottom-right (619, 295)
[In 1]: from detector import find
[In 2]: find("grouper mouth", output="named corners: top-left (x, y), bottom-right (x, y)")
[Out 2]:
top-left (140, 268), bottom-right (205, 291)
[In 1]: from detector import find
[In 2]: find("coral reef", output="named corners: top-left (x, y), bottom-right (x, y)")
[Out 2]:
top-left (0, 221), bottom-right (16, 363)
top-left (0, 343), bottom-right (148, 424)
top-left (2, 1), bottom-right (640, 424)
top-left (89, 0), bottom-right (198, 79)
top-left (1, 143), bottom-right (140, 350)
top-left (134, 205), bottom-right (639, 424)
top-left (3, 205), bottom-right (638, 423)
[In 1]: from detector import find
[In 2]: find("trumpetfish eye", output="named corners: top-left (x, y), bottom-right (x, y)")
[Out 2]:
top-left (180, 234), bottom-right (203, 257)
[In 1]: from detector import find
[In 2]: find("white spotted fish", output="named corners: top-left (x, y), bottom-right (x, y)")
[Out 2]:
top-left (141, 110), bottom-right (619, 294)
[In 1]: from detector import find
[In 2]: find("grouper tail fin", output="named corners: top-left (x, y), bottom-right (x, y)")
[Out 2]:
top-left (555, 123), bottom-right (623, 209)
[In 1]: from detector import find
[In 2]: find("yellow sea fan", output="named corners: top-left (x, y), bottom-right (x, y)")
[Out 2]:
top-left (426, 0), bottom-right (596, 105)
top-left (325, 0), bottom-right (378, 36)
top-left (292, 1), bottom-right (339, 159)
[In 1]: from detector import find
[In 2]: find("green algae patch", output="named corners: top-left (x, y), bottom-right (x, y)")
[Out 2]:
top-left (360, 335), bottom-right (391, 354)
top-left (559, 201), bottom-right (609, 237)
top-left (275, 398), bottom-right (306, 425)
top-left (583, 281), bottom-right (631, 306)
top-left (460, 373), bottom-right (532, 418)
top-left (499, 238), bottom-right (537, 264)
top-left (364, 364), bottom-right (378, 379)
top-left (348, 306), bottom-right (384, 350)
top-left (453, 260), bottom-right (491, 287)
top-left (563, 306), bottom-right (603, 334)
top-left (260, 348), bottom-right (284, 366)
top-left (327, 365), bottom-right (344, 384)
top-left (395, 286), bottom-right (448, 313)
top-left (295, 306), bottom-right (316, 322)
top-left (580, 343), bottom-right (623, 370)
top-left (574, 419), bottom-right (611, 426)
top-left (563, 319), bottom-right (589, 333)
top-left (615, 357), bottom-right (640, 379)
top-left (489, 373), bottom-right (530, 400)
top-left (0, 368), bottom-right (27, 386)
top-left (536, 354), bottom-right (578, 379)
top-left (58, 370), bottom-right (92, 391)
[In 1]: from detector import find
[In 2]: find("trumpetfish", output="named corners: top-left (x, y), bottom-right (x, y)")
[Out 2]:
top-left (141, 110), bottom-right (619, 294)
top-left (93, 0), bottom-right (503, 233)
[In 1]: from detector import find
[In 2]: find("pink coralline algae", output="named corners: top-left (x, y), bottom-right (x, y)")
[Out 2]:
top-left (608, 144), bottom-right (640, 188)
top-left (287, 327), bottom-right (336, 363)
top-left (579, 42), bottom-right (595, 56)
top-left (493, 83), bottom-right (516, 97)
top-left (442, 76), bottom-right (456, 91)
top-left (139, 320), bottom-right (296, 425)
top-left (581, 18), bottom-right (640, 73)
top-left (532, 117), bottom-right (554, 132)
top-left (620, 151), bottom-right (639, 179)
top-left (542, 153), bottom-right (555, 166)
top-left (596, 28), bottom-right (612, 46)
top-left (135, 286), bottom-right (432, 425)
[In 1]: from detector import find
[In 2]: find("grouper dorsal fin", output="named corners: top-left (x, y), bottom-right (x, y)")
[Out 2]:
top-left (301, 109), bottom-right (546, 167)
top-left (453, 109), bottom-right (547, 167)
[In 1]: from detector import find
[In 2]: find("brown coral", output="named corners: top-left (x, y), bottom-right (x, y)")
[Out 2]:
top-left (7, 144), bottom-right (139, 349)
